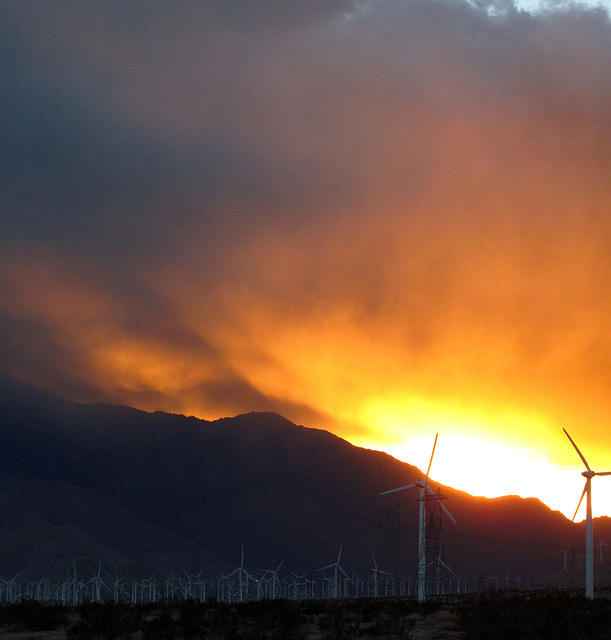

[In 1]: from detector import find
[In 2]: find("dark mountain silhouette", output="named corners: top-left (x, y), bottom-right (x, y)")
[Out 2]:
top-left (0, 373), bottom-right (607, 588)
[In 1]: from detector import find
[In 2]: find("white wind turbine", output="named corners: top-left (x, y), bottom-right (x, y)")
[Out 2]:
top-left (222, 545), bottom-right (255, 602)
top-left (380, 433), bottom-right (456, 603)
top-left (368, 549), bottom-right (393, 598)
top-left (259, 557), bottom-right (285, 600)
top-left (563, 428), bottom-right (611, 599)
top-left (318, 541), bottom-right (351, 599)
top-left (557, 546), bottom-right (572, 573)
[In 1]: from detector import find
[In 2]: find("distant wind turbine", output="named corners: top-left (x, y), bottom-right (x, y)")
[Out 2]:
top-left (318, 541), bottom-right (351, 599)
top-left (369, 549), bottom-right (393, 598)
top-left (563, 428), bottom-right (611, 599)
top-left (259, 557), bottom-right (285, 600)
top-left (557, 546), bottom-right (572, 573)
top-left (222, 545), bottom-right (255, 603)
top-left (380, 433), bottom-right (456, 603)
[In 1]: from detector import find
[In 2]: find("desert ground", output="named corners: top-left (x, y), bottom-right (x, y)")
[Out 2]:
top-left (0, 591), bottom-right (610, 639)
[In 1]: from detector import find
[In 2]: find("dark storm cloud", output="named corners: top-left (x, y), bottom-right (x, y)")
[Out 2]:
top-left (198, 0), bottom-right (358, 29)
top-left (47, 0), bottom-right (357, 31)
top-left (0, 0), bottom-right (352, 259)
top-left (0, 61), bottom-right (258, 253)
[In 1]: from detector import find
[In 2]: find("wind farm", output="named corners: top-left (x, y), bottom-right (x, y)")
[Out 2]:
top-left (2, 389), bottom-right (611, 637)
top-left (0, 385), bottom-right (610, 637)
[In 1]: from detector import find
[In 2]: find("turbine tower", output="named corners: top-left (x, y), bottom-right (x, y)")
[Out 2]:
top-left (380, 433), bottom-right (456, 602)
top-left (563, 428), bottom-right (611, 599)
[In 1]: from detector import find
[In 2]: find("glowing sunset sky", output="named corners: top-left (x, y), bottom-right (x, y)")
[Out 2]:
top-left (2, 0), bottom-right (611, 520)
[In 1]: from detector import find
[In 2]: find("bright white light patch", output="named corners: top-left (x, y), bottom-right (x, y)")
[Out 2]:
top-left (385, 435), bottom-right (611, 521)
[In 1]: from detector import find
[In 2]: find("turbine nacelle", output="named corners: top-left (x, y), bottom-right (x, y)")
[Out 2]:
top-left (583, 471), bottom-right (596, 478)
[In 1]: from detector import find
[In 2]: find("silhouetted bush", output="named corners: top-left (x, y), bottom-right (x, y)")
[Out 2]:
top-left (418, 598), bottom-right (442, 615)
top-left (142, 609), bottom-right (177, 640)
top-left (74, 601), bottom-right (143, 639)
top-left (240, 598), bottom-right (305, 639)
top-left (202, 602), bottom-right (242, 639)
top-left (67, 619), bottom-right (95, 640)
top-left (8, 591), bottom-right (611, 640)
top-left (319, 609), bottom-right (362, 640)
top-left (177, 598), bottom-right (207, 638)
top-left (0, 599), bottom-right (67, 630)
top-left (366, 606), bottom-right (415, 639)
top-left (459, 591), bottom-right (611, 640)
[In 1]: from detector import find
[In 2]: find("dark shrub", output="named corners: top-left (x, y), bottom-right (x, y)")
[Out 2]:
top-left (0, 600), bottom-right (68, 631)
top-left (76, 601), bottom-right (143, 638)
top-left (459, 591), bottom-right (611, 640)
top-left (142, 610), bottom-right (177, 640)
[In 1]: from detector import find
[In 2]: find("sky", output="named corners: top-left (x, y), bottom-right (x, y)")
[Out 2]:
top-left (2, 0), bottom-right (611, 521)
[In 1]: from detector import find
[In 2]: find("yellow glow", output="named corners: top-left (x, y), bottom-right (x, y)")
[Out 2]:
top-left (385, 435), bottom-right (587, 520)
top-left (348, 397), bottom-right (611, 521)
top-left (352, 396), bottom-right (556, 449)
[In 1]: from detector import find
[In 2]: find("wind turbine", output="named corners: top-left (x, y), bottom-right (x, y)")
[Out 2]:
top-left (259, 557), bottom-right (285, 599)
top-left (318, 541), bottom-right (351, 599)
top-left (87, 558), bottom-right (106, 603)
top-left (557, 546), bottom-right (572, 573)
top-left (380, 433), bottom-right (456, 603)
top-left (563, 428), bottom-right (611, 599)
top-left (221, 545), bottom-right (255, 602)
top-left (368, 549), bottom-right (393, 598)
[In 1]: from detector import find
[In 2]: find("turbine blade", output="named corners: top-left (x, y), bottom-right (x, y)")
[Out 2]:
top-left (595, 471), bottom-right (611, 476)
top-left (563, 428), bottom-right (592, 471)
top-left (338, 565), bottom-right (351, 579)
top-left (440, 500), bottom-right (457, 525)
top-left (425, 433), bottom-right (439, 479)
top-left (369, 549), bottom-right (378, 570)
top-left (424, 484), bottom-right (457, 524)
top-left (380, 483), bottom-right (418, 495)
top-left (572, 482), bottom-right (587, 522)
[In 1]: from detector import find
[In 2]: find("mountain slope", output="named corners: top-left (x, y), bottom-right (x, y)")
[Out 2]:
top-left (0, 374), bottom-right (596, 586)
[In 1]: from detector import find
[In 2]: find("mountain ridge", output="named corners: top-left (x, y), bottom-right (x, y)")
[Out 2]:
top-left (0, 373), bottom-right (602, 589)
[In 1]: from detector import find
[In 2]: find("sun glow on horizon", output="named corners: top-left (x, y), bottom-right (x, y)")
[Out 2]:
top-left (370, 432), bottom-right (611, 523)
top-left (385, 435), bottom-right (581, 519)
top-left (349, 398), bottom-right (611, 521)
